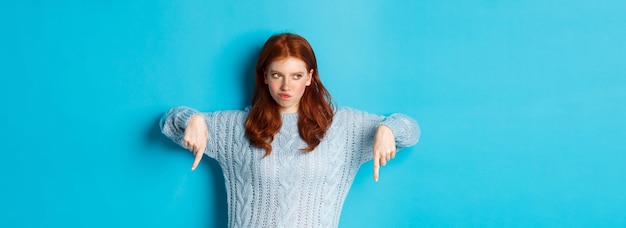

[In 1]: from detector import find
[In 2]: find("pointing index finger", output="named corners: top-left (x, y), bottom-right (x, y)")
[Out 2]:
top-left (191, 148), bottom-right (204, 171)
top-left (373, 155), bottom-right (380, 182)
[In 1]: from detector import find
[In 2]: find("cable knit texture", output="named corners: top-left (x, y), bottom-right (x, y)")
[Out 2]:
top-left (160, 106), bottom-right (420, 228)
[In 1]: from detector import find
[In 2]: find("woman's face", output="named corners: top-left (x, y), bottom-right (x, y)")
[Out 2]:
top-left (265, 57), bottom-right (313, 113)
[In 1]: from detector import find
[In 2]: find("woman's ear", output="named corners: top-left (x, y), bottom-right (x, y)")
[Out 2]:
top-left (306, 69), bottom-right (314, 86)
top-left (263, 71), bottom-right (268, 84)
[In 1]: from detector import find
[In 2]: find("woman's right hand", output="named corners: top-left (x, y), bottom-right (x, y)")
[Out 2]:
top-left (183, 114), bottom-right (208, 170)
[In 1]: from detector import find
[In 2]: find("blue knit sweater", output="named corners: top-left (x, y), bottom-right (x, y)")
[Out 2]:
top-left (160, 106), bottom-right (420, 227)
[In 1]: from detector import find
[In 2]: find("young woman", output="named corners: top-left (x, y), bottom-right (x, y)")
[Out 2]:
top-left (160, 33), bottom-right (420, 227)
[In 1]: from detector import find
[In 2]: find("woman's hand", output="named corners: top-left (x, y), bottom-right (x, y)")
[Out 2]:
top-left (373, 125), bottom-right (396, 182)
top-left (183, 114), bottom-right (208, 171)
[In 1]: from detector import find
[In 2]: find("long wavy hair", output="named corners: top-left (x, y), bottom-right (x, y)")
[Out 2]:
top-left (245, 33), bottom-right (335, 156)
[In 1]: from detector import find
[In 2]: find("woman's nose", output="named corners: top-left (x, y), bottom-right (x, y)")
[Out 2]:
top-left (281, 78), bottom-right (289, 91)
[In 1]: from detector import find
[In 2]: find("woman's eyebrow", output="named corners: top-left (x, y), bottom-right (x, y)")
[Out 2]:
top-left (268, 70), bottom-right (283, 74)
top-left (269, 70), bottom-right (305, 75)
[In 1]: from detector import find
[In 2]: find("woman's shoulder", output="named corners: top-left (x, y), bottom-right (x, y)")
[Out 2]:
top-left (210, 108), bottom-right (249, 121)
top-left (335, 106), bottom-right (368, 116)
top-left (335, 106), bottom-right (360, 114)
top-left (334, 106), bottom-right (373, 119)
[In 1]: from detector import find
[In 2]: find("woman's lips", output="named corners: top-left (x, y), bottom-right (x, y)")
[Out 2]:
top-left (278, 93), bottom-right (291, 99)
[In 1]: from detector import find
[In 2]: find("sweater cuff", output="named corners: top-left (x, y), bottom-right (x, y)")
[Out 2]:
top-left (159, 106), bottom-right (200, 135)
top-left (379, 113), bottom-right (420, 148)
top-left (175, 107), bottom-right (199, 131)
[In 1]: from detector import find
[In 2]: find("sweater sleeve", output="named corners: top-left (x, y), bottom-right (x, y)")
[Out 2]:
top-left (160, 106), bottom-right (197, 146)
top-left (340, 107), bottom-right (420, 164)
top-left (379, 113), bottom-right (421, 149)
top-left (160, 106), bottom-right (249, 161)
top-left (159, 106), bottom-right (215, 157)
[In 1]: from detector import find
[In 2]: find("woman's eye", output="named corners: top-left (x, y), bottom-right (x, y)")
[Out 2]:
top-left (271, 73), bottom-right (281, 78)
top-left (293, 74), bottom-right (302, 79)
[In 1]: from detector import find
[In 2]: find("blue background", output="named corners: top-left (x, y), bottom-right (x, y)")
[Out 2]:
top-left (1, 0), bottom-right (625, 227)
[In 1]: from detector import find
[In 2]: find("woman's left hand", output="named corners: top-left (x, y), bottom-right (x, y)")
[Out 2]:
top-left (373, 125), bottom-right (396, 182)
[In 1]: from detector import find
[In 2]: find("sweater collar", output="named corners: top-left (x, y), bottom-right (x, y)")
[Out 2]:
top-left (281, 112), bottom-right (298, 124)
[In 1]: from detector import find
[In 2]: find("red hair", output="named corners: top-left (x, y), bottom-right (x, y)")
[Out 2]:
top-left (245, 33), bottom-right (334, 156)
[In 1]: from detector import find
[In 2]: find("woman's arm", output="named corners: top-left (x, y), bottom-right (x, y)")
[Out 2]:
top-left (373, 113), bottom-right (420, 181)
top-left (160, 106), bottom-right (209, 170)
top-left (379, 113), bottom-right (420, 148)
top-left (339, 107), bottom-right (420, 181)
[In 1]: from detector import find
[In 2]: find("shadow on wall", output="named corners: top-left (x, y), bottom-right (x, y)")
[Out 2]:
top-left (146, 115), bottom-right (179, 151)
top-left (146, 113), bottom-right (229, 227)
top-left (239, 39), bottom-right (260, 108)
top-left (146, 30), bottom-right (275, 227)
top-left (214, 30), bottom-right (275, 108)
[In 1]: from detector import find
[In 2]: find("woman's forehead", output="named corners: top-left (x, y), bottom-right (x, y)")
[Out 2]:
top-left (267, 57), bottom-right (308, 71)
